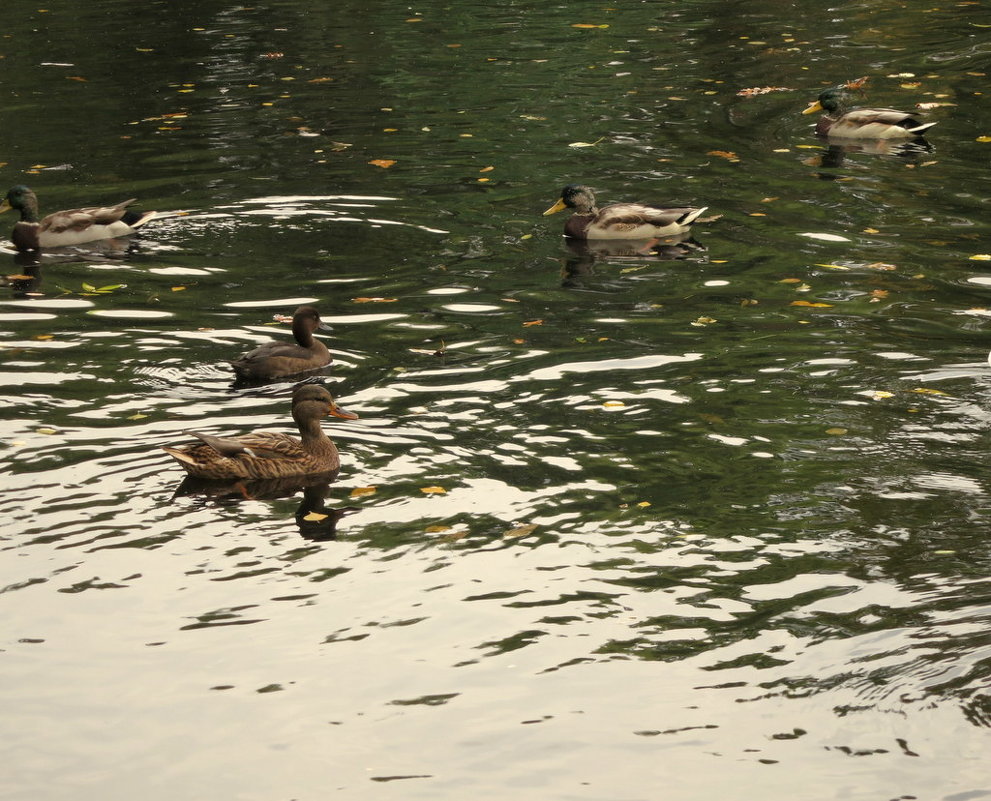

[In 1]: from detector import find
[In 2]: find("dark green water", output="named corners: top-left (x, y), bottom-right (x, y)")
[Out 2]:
top-left (1, 1), bottom-right (990, 798)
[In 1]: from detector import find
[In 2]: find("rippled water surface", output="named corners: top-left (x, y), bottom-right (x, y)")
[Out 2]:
top-left (2, 1), bottom-right (990, 799)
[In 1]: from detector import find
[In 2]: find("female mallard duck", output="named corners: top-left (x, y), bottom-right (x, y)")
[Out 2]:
top-left (0, 185), bottom-right (157, 251)
top-left (802, 88), bottom-right (937, 139)
top-left (543, 184), bottom-right (708, 240)
top-left (162, 384), bottom-right (358, 480)
top-left (231, 305), bottom-right (332, 381)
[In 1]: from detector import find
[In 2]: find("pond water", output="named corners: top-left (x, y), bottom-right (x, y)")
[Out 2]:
top-left (1, 1), bottom-right (990, 798)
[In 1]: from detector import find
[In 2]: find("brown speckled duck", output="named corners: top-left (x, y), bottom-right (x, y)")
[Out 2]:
top-left (0, 185), bottom-right (157, 251)
top-left (231, 305), bottom-right (332, 381)
top-left (543, 184), bottom-right (708, 240)
top-left (802, 89), bottom-right (937, 139)
top-left (162, 384), bottom-right (358, 480)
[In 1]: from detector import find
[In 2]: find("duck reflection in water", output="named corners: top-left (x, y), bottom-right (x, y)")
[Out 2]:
top-left (171, 472), bottom-right (359, 542)
top-left (813, 138), bottom-right (935, 175)
top-left (560, 234), bottom-right (706, 288)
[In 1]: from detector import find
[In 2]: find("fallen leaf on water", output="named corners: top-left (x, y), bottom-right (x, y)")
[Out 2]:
top-left (368, 159), bottom-right (396, 168)
top-left (4, 274), bottom-right (31, 281)
top-left (425, 525), bottom-right (451, 533)
top-left (420, 486), bottom-right (447, 495)
top-left (863, 227), bottom-right (880, 234)
top-left (602, 401), bottom-right (625, 408)
top-left (690, 316), bottom-right (718, 326)
top-left (303, 511), bottom-right (329, 522)
top-left (308, 77), bottom-right (334, 83)
top-left (779, 278), bottom-right (803, 284)
top-left (34, 334), bottom-right (54, 341)
top-left (636, 501), bottom-right (652, 508)
top-left (522, 319), bottom-right (543, 327)
top-left (328, 141), bottom-right (352, 151)
top-left (815, 263), bottom-right (850, 270)
top-left (513, 338), bottom-right (526, 344)
top-left (568, 137), bottom-right (606, 148)
top-left (352, 297), bottom-right (398, 303)
top-left (870, 290), bottom-right (889, 302)
top-left (479, 166), bottom-right (494, 172)
top-left (976, 136), bottom-right (991, 143)
top-left (790, 300), bottom-right (833, 308)
top-left (171, 286), bottom-right (186, 292)
top-left (504, 523), bottom-right (538, 539)
top-left (67, 76), bottom-right (88, 82)
top-left (844, 76), bottom-right (869, 89)
top-left (798, 232), bottom-right (851, 242)
top-left (707, 149), bottom-right (740, 161)
top-left (571, 23), bottom-right (609, 28)
top-left (825, 427), bottom-right (848, 436)
top-left (911, 388), bottom-right (950, 396)
top-left (349, 486), bottom-right (377, 498)
top-left (869, 391), bottom-right (894, 400)
top-left (915, 102), bottom-right (955, 110)
top-left (864, 262), bottom-right (897, 271)
top-left (36, 428), bottom-right (58, 435)
top-left (736, 86), bottom-right (791, 97)
top-left (969, 254), bottom-right (991, 260)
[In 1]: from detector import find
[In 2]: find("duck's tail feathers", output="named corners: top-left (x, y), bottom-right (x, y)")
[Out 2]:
top-left (906, 121), bottom-right (938, 135)
top-left (680, 207), bottom-right (709, 226)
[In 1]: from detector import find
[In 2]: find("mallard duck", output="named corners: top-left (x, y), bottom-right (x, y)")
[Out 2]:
top-left (231, 305), bottom-right (332, 381)
top-left (802, 89), bottom-right (937, 139)
top-left (0, 185), bottom-right (157, 251)
top-left (543, 184), bottom-right (708, 240)
top-left (162, 384), bottom-right (358, 480)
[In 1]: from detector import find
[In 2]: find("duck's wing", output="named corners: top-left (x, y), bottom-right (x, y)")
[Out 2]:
top-left (38, 199), bottom-right (138, 234)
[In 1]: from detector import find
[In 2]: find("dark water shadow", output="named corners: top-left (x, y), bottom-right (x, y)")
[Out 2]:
top-left (814, 137), bottom-right (935, 174)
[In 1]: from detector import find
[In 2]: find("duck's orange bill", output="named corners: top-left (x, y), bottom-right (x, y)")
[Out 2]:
top-left (330, 404), bottom-right (359, 420)
top-left (802, 100), bottom-right (823, 115)
top-left (543, 198), bottom-right (567, 216)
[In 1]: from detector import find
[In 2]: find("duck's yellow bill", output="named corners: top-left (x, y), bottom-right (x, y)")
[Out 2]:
top-left (330, 404), bottom-right (359, 421)
top-left (802, 101), bottom-right (823, 115)
top-left (543, 198), bottom-right (567, 216)
top-left (0, 200), bottom-right (11, 214)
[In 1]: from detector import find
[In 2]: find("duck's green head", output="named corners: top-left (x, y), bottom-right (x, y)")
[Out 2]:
top-left (0, 185), bottom-right (38, 218)
top-left (803, 89), bottom-right (845, 116)
top-left (543, 184), bottom-right (596, 215)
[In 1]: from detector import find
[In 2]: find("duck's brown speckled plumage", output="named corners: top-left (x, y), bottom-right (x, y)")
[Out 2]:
top-left (0, 185), bottom-right (157, 251)
top-left (162, 384), bottom-right (358, 480)
top-left (544, 184), bottom-right (707, 240)
top-left (803, 89), bottom-right (937, 139)
top-left (231, 305), bottom-right (332, 381)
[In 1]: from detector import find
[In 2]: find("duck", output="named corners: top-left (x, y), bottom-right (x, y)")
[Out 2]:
top-left (802, 88), bottom-right (937, 139)
top-left (231, 305), bottom-right (332, 381)
top-left (0, 185), bottom-right (157, 251)
top-left (162, 383), bottom-right (358, 480)
top-left (543, 184), bottom-right (708, 240)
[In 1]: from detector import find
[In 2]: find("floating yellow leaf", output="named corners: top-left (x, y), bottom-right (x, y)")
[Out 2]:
top-left (790, 300), bottom-right (833, 308)
top-left (171, 286), bottom-right (186, 292)
top-left (969, 254), bottom-right (991, 260)
top-left (36, 428), bottom-right (58, 435)
top-left (690, 316), bottom-right (718, 326)
top-left (865, 262), bottom-right (897, 271)
top-left (572, 23), bottom-right (609, 28)
top-left (844, 76), bottom-right (869, 89)
top-left (976, 136), bottom-right (991, 143)
top-left (368, 159), bottom-right (396, 168)
top-left (349, 486), bottom-right (377, 498)
top-left (303, 511), bottom-right (329, 522)
top-left (736, 86), bottom-right (791, 97)
top-left (128, 413), bottom-right (148, 420)
top-left (352, 297), bottom-right (398, 303)
top-left (479, 166), bottom-right (494, 172)
top-left (420, 486), bottom-right (447, 495)
top-left (707, 149), bottom-right (739, 161)
top-left (636, 501), bottom-right (652, 508)
top-left (425, 525), bottom-right (451, 533)
top-left (602, 401), bottom-right (625, 408)
top-left (522, 319), bottom-right (543, 327)
top-left (568, 137), bottom-right (606, 148)
top-left (815, 263), bottom-right (849, 270)
top-left (779, 277), bottom-right (802, 283)
top-left (911, 388), bottom-right (949, 396)
top-left (504, 523), bottom-right (538, 539)
top-left (870, 391), bottom-right (894, 400)
top-left (863, 227), bottom-right (880, 234)
top-left (825, 427), bottom-right (848, 436)
top-left (34, 334), bottom-right (54, 341)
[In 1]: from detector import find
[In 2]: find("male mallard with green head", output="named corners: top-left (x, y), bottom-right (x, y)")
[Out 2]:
top-left (802, 89), bottom-right (937, 139)
top-left (544, 184), bottom-right (708, 240)
top-left (0, 185), bottom-right (157, 251)
top-left (162, 384), bottom-right (358, 480)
